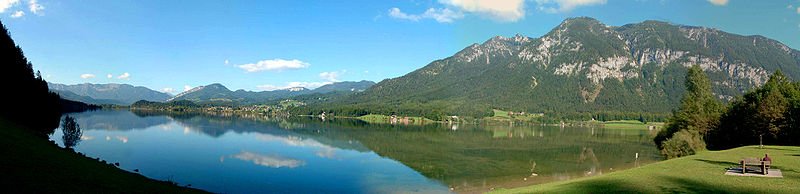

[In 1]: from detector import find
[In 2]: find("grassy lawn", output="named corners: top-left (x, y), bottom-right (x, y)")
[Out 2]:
top-left (492, 145), bottom-right (800, 193)
top-left (0, 118), bottom-right (205, 193)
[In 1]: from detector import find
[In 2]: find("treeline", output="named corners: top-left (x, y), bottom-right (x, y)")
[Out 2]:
top-left (130, 100), bottom-right (201, 111)
top-left (655, 66), bottom-right (800, 158)
top-left (288, 102), bottom-right (670, 123)
top-left (287, 102), bottom-right (465, 121)
top-left (0, 19), bottom-right (96, 136)
top-left (709, 71), bottom-right (800, 149)
top-left (548, 111), bottom-right (670, 123)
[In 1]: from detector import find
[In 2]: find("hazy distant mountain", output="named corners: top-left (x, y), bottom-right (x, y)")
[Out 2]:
top-left (52, 89), bottom-right (127, 105)
top-left (312, 81), bottom-right (375, 93)
top-left (168, 81), bottom-right (375, 105)
top-left (304, 17), bottom-right (800, 117)
top-left (48, 83), bottom-right (172, 105)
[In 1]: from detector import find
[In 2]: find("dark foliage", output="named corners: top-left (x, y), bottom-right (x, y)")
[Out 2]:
top-left (0, 19), bottom-right (62, 135)
top-left (655, 66), bottom-right (723, 158)
top-left (60, 115), bottom-right (82, 148)
top-left (708, 70), bottom-right (800, 149)
top-left (0, 19), bottom-right (97, 135)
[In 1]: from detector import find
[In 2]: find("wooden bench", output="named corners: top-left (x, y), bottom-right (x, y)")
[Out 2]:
top-left (740, 157), bottom-right (771, 175)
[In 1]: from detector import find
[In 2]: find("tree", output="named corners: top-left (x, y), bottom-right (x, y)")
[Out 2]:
top-left (654, 65), bottom-right (723, 157)
top-left (0, 19), bottom-right (65, 135)
top-left (61, 115), bottom-right (83, 149)
top-left (708, 70), bottom-right (800, 149)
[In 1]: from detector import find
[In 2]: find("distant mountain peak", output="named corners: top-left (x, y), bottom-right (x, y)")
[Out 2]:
top-left (48, 82), bottom-right (170, 105)
top-left (286, 87), bottom-right (307, 92)
top-left (167, 81), bottom-right (375, 104)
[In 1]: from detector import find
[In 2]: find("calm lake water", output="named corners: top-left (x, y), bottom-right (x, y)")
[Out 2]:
top-left (50, 110), bottom-right (661, 193)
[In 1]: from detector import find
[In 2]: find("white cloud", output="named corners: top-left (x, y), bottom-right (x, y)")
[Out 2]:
top-left (183, 85), bottom-right (193, 92)
top-left (788, 5), bottom-right (794, 10)
top-left (10, 10), bottom-right (22, 18)
top-left (80, 74), bottom-right (95, 79)
top-left (707, 0), bottom-right (728, 6)
top-left (161, 88), bottom-right (175, 93)
top-left (106, 74), bottom-right (113, 79)
top-left (0, 0), bottom-right (20, 13)
top-left (224, 59), bottom-right (229, 65)
top-left (257, 81), bottom-right (331, 91)
top-left (535, 0), bottom-right (606, 13)
top-left (27, 0), bottom-right (42, 14)
top-left (319, 71), bottom-right (341, 82)
top-left (117, 72), bottom-right (130, 79)
top-left (237, 59), bottom-right (310, 72)
top-left (389, 7), bottom-right (464, 23)
top-left (441, 0), bottom-right (525, 22)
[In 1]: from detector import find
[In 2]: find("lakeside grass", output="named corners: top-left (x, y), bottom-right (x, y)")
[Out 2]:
top-left (492, 145), bottom-right (800, 193)
top-left (0, 118), bottom-right (205, 193)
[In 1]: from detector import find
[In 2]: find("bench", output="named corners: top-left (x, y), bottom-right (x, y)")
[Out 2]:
top-left (740, 157), bottom-right (771, 175)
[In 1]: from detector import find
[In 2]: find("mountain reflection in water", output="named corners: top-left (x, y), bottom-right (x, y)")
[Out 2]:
top-left (50, 110), bottom-right (661, 193)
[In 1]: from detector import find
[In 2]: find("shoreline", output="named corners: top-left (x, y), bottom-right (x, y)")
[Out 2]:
top-left (0, 118), bottom-right (206, 193)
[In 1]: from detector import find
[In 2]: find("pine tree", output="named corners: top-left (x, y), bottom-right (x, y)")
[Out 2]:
top-left (654, 65), bottom-right (723, 158)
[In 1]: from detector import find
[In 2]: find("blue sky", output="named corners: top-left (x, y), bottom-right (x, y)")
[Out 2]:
top-left (1, 0), bottom-right (799, 94)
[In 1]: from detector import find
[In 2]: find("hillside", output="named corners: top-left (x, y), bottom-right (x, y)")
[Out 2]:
top-left (299, 17), bottom-right (800, 118)
top-left (48, 83), bottom-right (171, 105)
top-left (168, 81), bottom-right (375, 105)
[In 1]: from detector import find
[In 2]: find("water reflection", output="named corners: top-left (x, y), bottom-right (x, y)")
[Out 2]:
top-left (231, 151), bottom-right (305, 168)
top-left (50, 110), bottom-right (661, 193)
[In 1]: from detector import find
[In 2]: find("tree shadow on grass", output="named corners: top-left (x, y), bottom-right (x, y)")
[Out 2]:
top-left (556, 179), bottom-right (650, 194)
top-left (694, 159), bottom-right (739, 167)
top-left (760, 147), bottom-right (798, 152)
top-left (657, 176), bottom-right (759, 194)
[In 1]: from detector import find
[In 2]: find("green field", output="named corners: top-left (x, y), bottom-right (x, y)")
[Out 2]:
top-left (0, 119), bottom-right (204, 193)
top-left (492, 145), bottom-right (800, 193)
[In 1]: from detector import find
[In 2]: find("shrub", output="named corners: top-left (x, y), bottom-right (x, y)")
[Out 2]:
top-left (660, 129), bottom-right (706, 159)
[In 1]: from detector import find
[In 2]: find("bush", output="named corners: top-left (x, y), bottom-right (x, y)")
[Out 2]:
top-left (660, 129), bottom-right (706, 159)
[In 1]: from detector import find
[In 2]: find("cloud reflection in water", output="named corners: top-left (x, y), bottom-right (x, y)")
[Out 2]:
top-left (232, 151), bottom-right (305, 168)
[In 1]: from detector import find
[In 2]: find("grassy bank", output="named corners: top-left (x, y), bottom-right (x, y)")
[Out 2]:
top-left (0, 118), bottom-right (205, 193)
top-left (492, 146), bottom-right (800, 193)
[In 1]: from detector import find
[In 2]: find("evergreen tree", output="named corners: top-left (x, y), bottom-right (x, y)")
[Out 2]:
top-left (709, 70), bottom-right (800, 149)
top-left (0, 19), bottom-right (64, 135)
top-left (655, 65), bottom-right (723, 158)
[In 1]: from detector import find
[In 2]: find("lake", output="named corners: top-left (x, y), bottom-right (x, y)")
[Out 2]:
top-left (49, 110), bottom-right (662, 193)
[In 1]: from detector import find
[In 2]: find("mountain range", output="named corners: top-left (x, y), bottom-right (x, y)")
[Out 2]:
top-left (50, 81), bottom-right (375, 106)
top-left (300, 17), bottom-right (800, 118)
top-left (48, 83), bottom-right (172, 105)
top-left (167, 81), bottom-right (375, 105)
